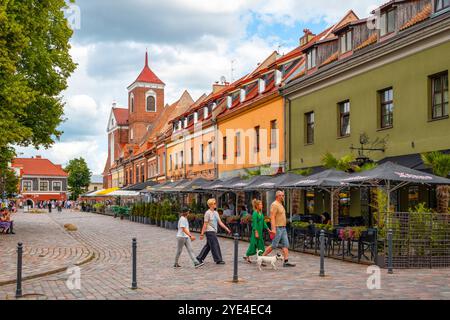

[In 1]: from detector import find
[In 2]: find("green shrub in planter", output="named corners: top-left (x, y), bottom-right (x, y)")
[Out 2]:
top-left (292, 221), bottom-right (310, 229)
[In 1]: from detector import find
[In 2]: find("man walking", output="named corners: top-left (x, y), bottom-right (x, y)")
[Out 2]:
top-left (262, 190), bottom-right (296, 267)
top-left (197, 198), bottom-right (231, 265)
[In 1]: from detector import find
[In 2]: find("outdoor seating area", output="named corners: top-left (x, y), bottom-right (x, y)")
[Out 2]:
top-left (86, 162), bottom-right (450, 268)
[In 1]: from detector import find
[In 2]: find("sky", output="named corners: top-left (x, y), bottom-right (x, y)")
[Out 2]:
top-left (16, 0), bottom-right (386, 175)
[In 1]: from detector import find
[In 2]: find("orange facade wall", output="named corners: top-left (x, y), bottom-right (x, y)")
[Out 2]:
top-left (217, 96), bottom-right (284, 177)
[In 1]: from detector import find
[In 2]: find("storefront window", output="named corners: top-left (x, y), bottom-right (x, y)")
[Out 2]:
top-left (408, 186), bottom-right (420, 209)
top-left (339, 191), bottom-right (351, 216)
top-left (305, 191), bottom-right (315, 214)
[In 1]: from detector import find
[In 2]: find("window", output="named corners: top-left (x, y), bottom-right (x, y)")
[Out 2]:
top-left (53, 181), bottom-right (62, 191)
top-left (156, 156), bottom-right (160, 175)
top-left (380, 9), bottom-right (395, 36)
top-left (175, 153), bottom-right (178, 170)
top-left (223, 137), bottom-right (227, 160)
top-left (146, 95), bottom-right (156, 112)
top-left (340, 30), bottom-right (353, 53)
top-left (380, 88), bottom-right (394, 128)
top-left (180, 151), bottom-right (184, 168)
top-left (162, 152), bottom-right (166, 173)
top-left (190, 147), bottom-right (194, 166)
top-left (94, 186), bottom-right (98, 191)
top-left (270, 120), bottom-right (278, 149)
top-left (207, 142), bottom-right (213, 163)
top-left (408, 186), bottom-right (420, 208)
top-left (130, 129), bottom-right (134, 140)
top-left (431, 72), bottom-right (448, 119)
top-left (305, 112), bottom-right (315, 144)
top-left (135, 166), bottom-right (139, 183)
top-left (254, 126), bottom-right (260, 152)
top-left (23, 180), bottom-right (32, 192)
top-left (169, 155), bottom-right (173, 171)
top-left (305, 191), bottom-right (315, 214)
top-left (307, 48), bottom-right (317, 69)
top-left (130, 95), bottom-right (134, 113)
top-left (338, 101), bottom-right (350, 137)
top-left (200, 144), bottom-right (204, 164)
top-left (141, 164), bottom-right (145, 182)
top-left (40, 181), bottom-right (49, 192)
top-left (235, 132), bottom-right (241, 157)
top-left (436, 0), bottom-right (450, 12)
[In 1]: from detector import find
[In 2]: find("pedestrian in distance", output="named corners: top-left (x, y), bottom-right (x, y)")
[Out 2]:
top-left (174, 207), bottom-right (205, 269)
top-left (196, 198), bottom-right (231, 265)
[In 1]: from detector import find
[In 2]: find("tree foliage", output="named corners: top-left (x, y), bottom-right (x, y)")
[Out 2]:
top-left (0, 167), bottom-right (19, 198)
top-left (65, 157), bottom-right (91, 200)
top-left (421, 151), bottom-right (450, 213)
top-left (0, 0), bottom-right (76, 164)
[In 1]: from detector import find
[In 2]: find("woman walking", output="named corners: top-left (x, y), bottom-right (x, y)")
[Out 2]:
top-left (196, 198), bottom-right (231, 265)
top-left (243, 199), bottom-right (272, 263)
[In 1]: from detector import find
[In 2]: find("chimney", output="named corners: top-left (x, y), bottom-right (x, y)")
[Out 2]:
top-left (212, 83), bottom-right (228, 94)
top-left (36, 155), bottom-right (42, 159)
top-left (112, 100), bottom-right (117, 108)
top-left (300, 29), bottom-right (315, 46)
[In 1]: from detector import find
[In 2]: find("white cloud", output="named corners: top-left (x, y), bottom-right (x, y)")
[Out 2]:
top-left (17, 0), bottom-right (388, 175)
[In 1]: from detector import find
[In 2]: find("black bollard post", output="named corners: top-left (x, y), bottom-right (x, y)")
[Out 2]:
top-left (319, 230), bottom-right (325, 277)
top-left (16, 242), bottom-right (23, 298)
top-left (233, 233), bottom-right (240, 283)
top-left (387, 229), bottom-right (393, 274)
top-left (132, 238), bottom-right (137, 289)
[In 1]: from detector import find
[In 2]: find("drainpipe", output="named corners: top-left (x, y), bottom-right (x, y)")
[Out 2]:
top-left (284, 96), bottom-right (292, 172)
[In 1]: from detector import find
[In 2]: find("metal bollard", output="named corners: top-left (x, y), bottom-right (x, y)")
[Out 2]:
top-left (233, 233), bottom-right (240, 283)
top-left (387, 229), bottom-right (393, 274)
top-left (16, 243), bottom-right (23, 298)
top-left (132, 238), bottom-right (137, 289)
top-left (319, 230), bottom-right (325, 277)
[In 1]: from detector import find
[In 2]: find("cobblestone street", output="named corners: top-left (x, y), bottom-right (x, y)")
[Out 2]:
top-left (1, 210), bottom-right (449, 300)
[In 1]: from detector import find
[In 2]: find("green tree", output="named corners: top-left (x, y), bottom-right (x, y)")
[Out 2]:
top-left (0, 167), bottom-right (19, 198)
top-left (421, 151), bottom-right (450, 213)
top-left (65, 158), bottom-right (91, 200)
top-left (0, 0), bottom-right (76, 165)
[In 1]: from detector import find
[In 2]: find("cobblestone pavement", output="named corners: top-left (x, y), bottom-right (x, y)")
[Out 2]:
top-left (1, 210), bottom-right (449, 300)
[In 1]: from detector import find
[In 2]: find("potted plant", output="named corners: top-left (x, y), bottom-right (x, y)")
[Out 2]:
top-left (167, 214), bottom-right (178, 230)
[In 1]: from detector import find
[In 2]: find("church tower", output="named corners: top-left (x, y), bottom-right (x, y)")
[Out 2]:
top-left (127, 52), bottom-right (165, 143)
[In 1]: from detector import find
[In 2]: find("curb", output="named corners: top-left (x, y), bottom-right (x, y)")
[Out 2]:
top-left (0, 250), bottom-right (96, 287)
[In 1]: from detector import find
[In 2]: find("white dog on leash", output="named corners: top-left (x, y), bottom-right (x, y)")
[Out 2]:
top-left (256, 250), bottom-right (284, 271)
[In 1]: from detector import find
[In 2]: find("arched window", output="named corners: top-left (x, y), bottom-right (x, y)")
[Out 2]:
top-left (146, 95), bottom-right (156, 112)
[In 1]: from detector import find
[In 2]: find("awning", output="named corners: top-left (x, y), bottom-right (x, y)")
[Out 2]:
top-left (107, 190), bottom-right (140, 197)
top-left (84, 187), bottom-right (119, 197)
top-left (144, 181), bottom-right (172, 192)
top-left (281, 169), bottom-right (352, 188)
top-left (123, 180), bottom-right (158, 191)
top-left (222, 175), bottom-right (273, 191)
top-left (378, 149), bottom-right (450, 172)
top-left (201, 177), bottom-right (242, 191)
top-left (244, 172), bottom-right (301, 190)
top-left (340, 161), bottom-right (450, 185)
top-left (153, 179), bottom-right (189, 193)
top-left (170, 178), bottom-right (211, 193)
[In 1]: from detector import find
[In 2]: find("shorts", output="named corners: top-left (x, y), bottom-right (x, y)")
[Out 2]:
top-left (271, 226), bottom-right (289, 248)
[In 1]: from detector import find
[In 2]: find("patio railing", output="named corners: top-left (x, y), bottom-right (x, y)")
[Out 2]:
top-left (378, 212), bottom-right (450, 268)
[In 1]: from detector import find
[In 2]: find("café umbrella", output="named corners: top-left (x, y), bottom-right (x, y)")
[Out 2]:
top-left (281, 169), bottom-right (352, 225)
top-left (338, 161), bottom-right (450, 212)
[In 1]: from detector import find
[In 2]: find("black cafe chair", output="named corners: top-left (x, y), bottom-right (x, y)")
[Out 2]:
top-left (358, 228), bottom-right (377, 262)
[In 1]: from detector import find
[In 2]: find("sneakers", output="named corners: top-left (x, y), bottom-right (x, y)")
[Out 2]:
top-left (216, 261), bottom-right (226, 265)
top-left (173, 263), bottom-right (181, 268)
top-left (194, 261), bottom-right (205, 268)
top-left (283, 262), bottom-right (296, 267)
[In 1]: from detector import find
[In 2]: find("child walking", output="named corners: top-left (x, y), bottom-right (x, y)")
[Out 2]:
top-left (174, 207), bottom-right (204, 268)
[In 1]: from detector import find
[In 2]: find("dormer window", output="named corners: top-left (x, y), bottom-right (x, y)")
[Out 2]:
top-left (307, 48), bottom-right (317, 69)
top-left (435, 0), bottom-right (450, 12)
top-left (380, 9), bottom-right (395, 36)
top-left (340, 30), bottom-right (353, 53)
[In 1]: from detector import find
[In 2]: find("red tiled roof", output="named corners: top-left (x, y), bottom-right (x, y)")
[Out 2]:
top-left (400, 3), bottom-right (432, 31)
top-left (12, 158), bottom-right (68, 177)
top-left (320, 51), bottom-right (339, 67)
top-left (112, 108), bottom-right (129, 126)
top-left (132, 52), bottom-right (165, 85)
top-left (354, 33), bottom-right (378, 51)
